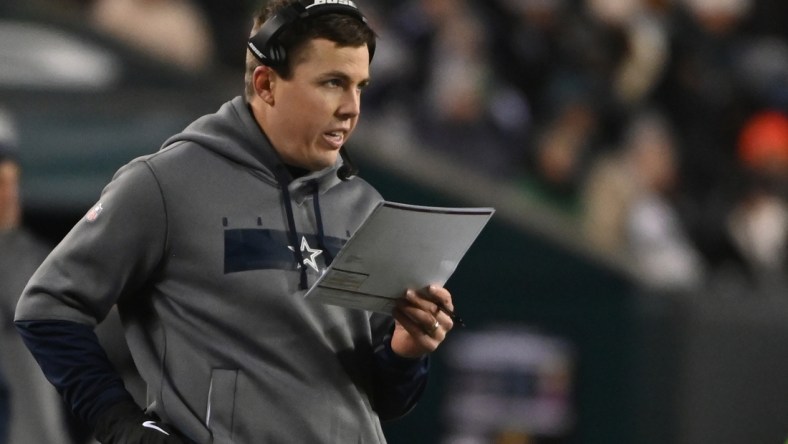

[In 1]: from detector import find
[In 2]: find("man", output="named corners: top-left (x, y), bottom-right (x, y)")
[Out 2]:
top-left (0, 111), bottom-right (74, 444)
top-left (15, 1), bottom-right (455, 443)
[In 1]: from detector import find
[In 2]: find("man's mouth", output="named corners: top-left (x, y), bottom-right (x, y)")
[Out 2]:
top-left (324, 131), bottom-right (345, 149)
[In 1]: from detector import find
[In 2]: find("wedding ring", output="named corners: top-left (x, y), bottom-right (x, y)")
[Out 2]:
top-left (428, 320), bottom-right (440, 334)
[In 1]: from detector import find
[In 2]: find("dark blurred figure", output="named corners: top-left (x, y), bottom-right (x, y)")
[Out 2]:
top-left (583, 109), bottom-right (705, 291)
top-left (722, 110), bottom-right (788, 291)
top-left (654, 0), bottom-right (757, 270)
top-left (520, 98), bottom-right (598, 218)
top-left (191, 0), bottom-right (256, 70)
top-left (480, 0), bottom-right (577, 123)
top-left (386, 0), bottom-right (530, 176)
top-left (0, 109), bottom-right (75, 444)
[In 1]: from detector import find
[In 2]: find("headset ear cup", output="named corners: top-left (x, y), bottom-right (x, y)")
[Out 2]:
top-left (249, 2), bottom-right (370, 67)
top-left (269, 44), bottom-right (286, 66)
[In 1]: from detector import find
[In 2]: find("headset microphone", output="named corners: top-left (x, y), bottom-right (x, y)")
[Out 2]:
top-left (337, 146), bottom-right (358, 180)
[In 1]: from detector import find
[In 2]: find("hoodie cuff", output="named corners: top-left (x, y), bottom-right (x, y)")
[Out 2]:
top-left (375, 336), bottom-right (429, 374)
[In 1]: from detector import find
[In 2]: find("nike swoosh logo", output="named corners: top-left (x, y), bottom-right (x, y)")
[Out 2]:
top-left (142, 420), bottom-right (171, 436)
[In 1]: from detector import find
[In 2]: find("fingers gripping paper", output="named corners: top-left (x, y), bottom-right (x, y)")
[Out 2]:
top-left (304, 201), bottom-right (495, 314)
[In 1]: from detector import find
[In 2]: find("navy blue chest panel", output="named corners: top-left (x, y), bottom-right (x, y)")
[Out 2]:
top-left (223, 228), bottom-right (345, 274)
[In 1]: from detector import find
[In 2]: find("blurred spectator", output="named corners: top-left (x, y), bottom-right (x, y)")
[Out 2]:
top-left (655, 0), bottom-right (755, 219)
top-left (735, 36), bottom-right (788, 111)
top-left (388, 0), bottom-right (529, 176)
top-left (744, 0), bottom-right (788, 41)
top-left (519, 98), bottom-right (598, 218)
top-left (480, 0), bottom-right (571, 123)
top-left (585, 0), bottom-right (670, 108)
top-left (582, 110), bottom-right (705, 291)
top-left (725, 110), bottom-right (788, 288)
top-left (0, 109), bottom-right (74, 444)
top-left (190, 0), bottom-right (254, 70)
top-left (88, 0), bottom-right (215, 72)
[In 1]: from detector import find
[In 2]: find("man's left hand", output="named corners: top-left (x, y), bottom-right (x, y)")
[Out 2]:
top-left (390, 285), bottom-right (455, 358)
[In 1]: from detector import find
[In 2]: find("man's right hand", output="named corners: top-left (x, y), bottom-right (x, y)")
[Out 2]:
top-left (94, 399), bottom-right (187, 444)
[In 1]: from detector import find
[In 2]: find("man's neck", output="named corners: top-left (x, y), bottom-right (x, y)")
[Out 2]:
top-left (285, 164), bottom-right (310, 179)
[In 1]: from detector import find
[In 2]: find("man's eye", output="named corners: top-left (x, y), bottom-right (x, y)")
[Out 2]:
top-left (325, 79), bottom-right (342, 88)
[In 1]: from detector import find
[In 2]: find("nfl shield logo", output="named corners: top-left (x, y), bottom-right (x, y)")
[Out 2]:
top-left (85, 203), bottom-right (103, 222)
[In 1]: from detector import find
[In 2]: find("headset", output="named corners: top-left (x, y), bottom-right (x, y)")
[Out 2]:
top-left (247, 0), bottom-right (375, 68)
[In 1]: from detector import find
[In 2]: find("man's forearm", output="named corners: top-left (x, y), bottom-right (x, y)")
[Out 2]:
top-left (15, 319), bottom-right (135, 428)
top-left (372, 338), bottom-right (430, 420)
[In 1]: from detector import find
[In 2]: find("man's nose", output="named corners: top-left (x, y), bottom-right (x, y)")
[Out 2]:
top-left (337, 89), bottom-right (361, 119)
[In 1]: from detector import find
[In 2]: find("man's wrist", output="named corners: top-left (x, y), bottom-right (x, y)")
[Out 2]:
top-left (93, 397), bottom-right (185, 443)
top-left (378, 337), bottom-right (428, 372)
top-left (94, 398), bottom-right (143, 435)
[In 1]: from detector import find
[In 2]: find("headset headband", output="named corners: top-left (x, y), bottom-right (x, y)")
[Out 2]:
top-left (248, 0), bottom-right (374, 67)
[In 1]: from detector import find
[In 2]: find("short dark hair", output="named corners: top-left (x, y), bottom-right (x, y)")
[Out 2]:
top-left (244, 0), bottom-right (377, 100)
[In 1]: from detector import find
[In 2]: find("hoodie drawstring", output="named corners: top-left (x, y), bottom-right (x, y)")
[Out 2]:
top-left (278, 170), bottom-right (309, 290)
top-left (311, 183), bottom-right (334, 266)
top-left (279, 175), bottom-right (335, 290)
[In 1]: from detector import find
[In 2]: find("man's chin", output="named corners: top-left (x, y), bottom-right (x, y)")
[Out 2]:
top-left (318, 153), bottom-right (340, 170)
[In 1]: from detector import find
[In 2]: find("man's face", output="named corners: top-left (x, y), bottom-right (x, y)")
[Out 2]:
top-left (0, 160), bottom-right (20, 230)
top-left (266, 38), bottom-right (370, 171)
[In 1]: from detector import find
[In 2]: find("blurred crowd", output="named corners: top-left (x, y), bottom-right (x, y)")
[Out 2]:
top-left (0, 1), bottom-right (785, 283)
top-left (363, 0), bottom-right (788, 294)
top-left (2, 0), bottom-right (788, 288)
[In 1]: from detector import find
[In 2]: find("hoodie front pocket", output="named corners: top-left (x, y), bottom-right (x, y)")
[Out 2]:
top-left (207, 368), bottom-right (238, 444)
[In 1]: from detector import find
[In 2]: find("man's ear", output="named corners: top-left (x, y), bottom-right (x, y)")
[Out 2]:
top-left (253, 66), bottom-right (276, 105)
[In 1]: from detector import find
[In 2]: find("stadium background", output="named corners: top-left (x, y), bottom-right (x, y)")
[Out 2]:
top-left (2, 0), bottom-right (788, 442)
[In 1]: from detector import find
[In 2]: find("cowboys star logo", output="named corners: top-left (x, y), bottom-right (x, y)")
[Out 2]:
top-left (85, 203), bottom-right (103, 222)
top-left (288, 236), bottom-right (323, 272)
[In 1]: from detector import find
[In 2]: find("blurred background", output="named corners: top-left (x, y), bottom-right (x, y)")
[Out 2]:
top-left (2, 0), bottom-right (788, 443)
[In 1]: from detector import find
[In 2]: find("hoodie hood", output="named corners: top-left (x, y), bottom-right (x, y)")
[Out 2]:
top-left (161, 96), bottom-right (349, 194)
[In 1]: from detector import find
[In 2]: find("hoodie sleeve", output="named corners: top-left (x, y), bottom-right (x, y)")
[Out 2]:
top-left (14, 319), bottom-right (136, 427)
top-left (372, 337), bottom-right (430, 420)
top-left (369, 314), bottom-right (430, 420)
top-left (15, 159), bottom-right (167, 324)
top-left (14, 159), bottom-right (167, 425)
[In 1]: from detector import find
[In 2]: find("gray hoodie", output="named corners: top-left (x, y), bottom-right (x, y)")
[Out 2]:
top-left (15, 97), bottom-right (416, 443)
